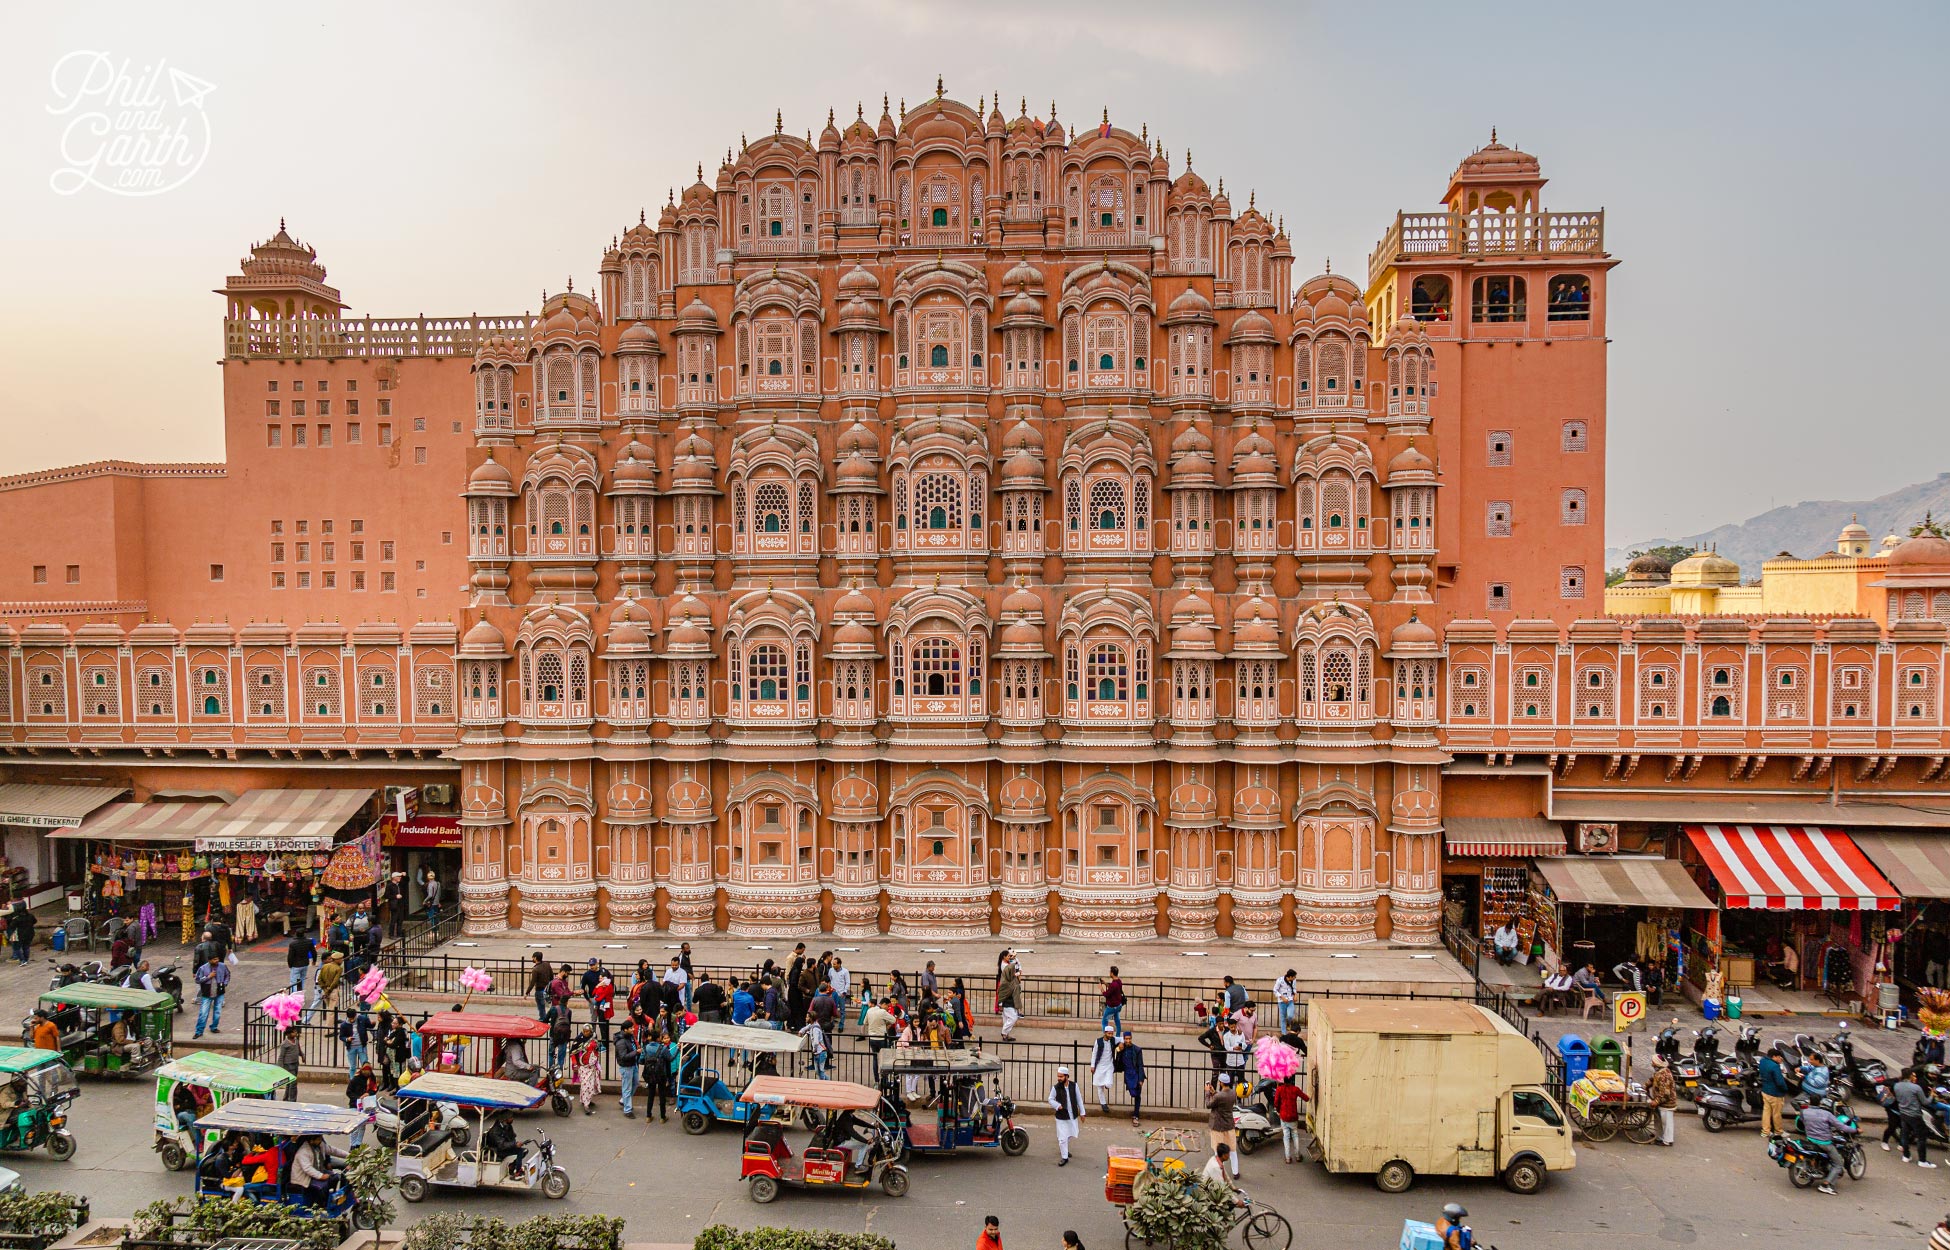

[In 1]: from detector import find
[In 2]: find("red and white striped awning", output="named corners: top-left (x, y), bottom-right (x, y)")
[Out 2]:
top-left (1683, 824), bottom-right (1901, 911)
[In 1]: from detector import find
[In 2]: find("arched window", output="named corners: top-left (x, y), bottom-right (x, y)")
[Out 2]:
top-left (1548, 274), bottom-right (1592, 321)
top-left (1089, 479), bottom-right (1125, 531)
top-left (747, 643), bottom-right (788, 702)
top-left (202, 695), bottom-right (221, 716)
top-left (1471, 276), bottom-right (1527, 323)
top-left (1410, 276), bottom-right (1451, 321)
top-left (753, 482), bottom-right (789, 535)
top-left (930, 344), bottom-right (948, 367)
top-left (1087, 644), bottom-right (1129, 702)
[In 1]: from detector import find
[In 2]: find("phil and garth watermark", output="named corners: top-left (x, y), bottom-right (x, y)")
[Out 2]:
top-left (48, 51), bottom-right (214, 197)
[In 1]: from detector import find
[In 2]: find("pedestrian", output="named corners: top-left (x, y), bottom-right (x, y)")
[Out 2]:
top-left (950, 977), bottom-right (973, 1042)
top-left (276, 1031), bottom-right (304, 1100)
top-left (801, 1017), bottom-right (830, 1079)
top-left (580, 958), bottom-right (603, 1005)
top-left (997, 958), bottom-right (1022, 1040)
top-left (385, 871), bottom-right (407, 938)
top-left (1890, 1068), bottom-right (1937, 1167)
top-left (1648, 1056), bottom-right (1677, 1146)
top-left (546, 1000), bottom-right (573, 1074)
top-left (193, 951), bottom-right (229, 1038)
top-left (30, 1012), bottom-right (57, 1052)
top-left (303, 951), bottom-right (344, 1025)
top-left (694, 971), bottom-right (726, 1024)
top-left (615, 1019), bottom-right (642, 1117)
top-left (1220, 1019), bottom-right (1247, 1076)
top-left (660, 957), bottom-right (689, 1018)
top-left (1205, 1077), bottom-right (1239, 1179)
top-left (6, 902), bottom-right (33, 965)
top-left (732, 979), bottom-right (756, 1026)
top-left (865, 996), bottom-right (898, 1079)
top-left (347, 1008), bottom-right (373, 1077)
top-left (1757, 1045), bottom-right (1792, 1136)
top-left (1062, 1233), bottom-right (1084, 1250)
top-left (1118, 1031), bottom-right (1146, 1125)
top-left (423, 869), bottom-right (442, 928)
top-left (809, 984), bottom-right (837, 1039)
top-left (592, 970), bottom-right (616, 1049)
top-left (1202, 1141), bottom-right (1235, 1189)
top-left (572, 1026), bottom-right (601, 1114)
top-left (1221, 974), bottom-right (1248, 1015)
top-left (284, 930), bottom-right (315, 993)
top-left (1048, 1066), bottom-right (1084, 1166)
top-left (529, 952), bottom-right (551, 1019)
top-left (548, 964), bottom-right (573, 1014)
top-left (1235, 1002), bottom-right (1258, 1044)
top-left (975, 1215), bottom-right (1002, 1250)
top-left (1100, 965), bottom-right (1125, 1034)
top-left (1091, 1024), bottom-right (1118, 1115)
top-left (828, 957), bottom-right (851, 1033)
top-left (346, 1062), bottom-right (377, 1108)
top-left (1275, 1072), bottom-right (1305, 1163)
top-left (641, 1029), bottom-right (672, 1123)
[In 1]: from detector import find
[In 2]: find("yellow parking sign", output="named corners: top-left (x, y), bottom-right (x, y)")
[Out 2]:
top-left (1614, 991), bottom-right (1647, 1032)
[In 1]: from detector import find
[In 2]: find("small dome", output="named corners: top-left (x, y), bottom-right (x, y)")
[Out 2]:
top-left (838, 265), bottom-right (879, 296)
top-left (459, 617), bottom-right (507, 656)
top-left (1171, 621), bottom-right (1216, 649)
top-left (1887, 535), bottom-right (1950, 566)
top-left (677, 297), bottom-right (719, 329)
top-left (1456, 138), bottom-right (1541, 179)
top-left (1002, 450), bottom-right (1044, 485)
top-left (1171, 423), bottom-right (1212, 455)
top-left (664, 597), bottom-right (711, 648)
top-left (837, 450), bottom-right (879, 485)
top-left (1167, 286), bottom-right (1214, 318)
top-left (1670, 548), bottom-right (1741, 587)
top-left (604, 601), bottom-right (652, 652)
top-left (672, 454), bottom-right (714, 484)
top-left (1000, 618), bottom-right (1043, 649)
top-left (1838, 518), bottom-right (1870, 541)
top-left (1002, 291), bottom-right (1044, 320)
top-left (1171, 590), bottom-right (1213, 621)
top-left (1001, 416), bottom-right (1044, 454)
top-left (1311, 289), bottom-right (1352, 322)
top-left (1387, 440), bottom-right (1435, 479)
top-left (832, 620), bottom-right (875, 650)
top-left (617, 321), bottom-right (661, 352)
top-left (1232, 597), bottom-right (1280, 648)
top-left (467, 453), bottom-right (514, 491)
top-left (832, 582), bottom-right (875, 617)
top-left (1002, 583), bottom-right (1043, 616)
top-left (612, 452), bottom-right (656, 487)
top-left (1227, 309), bottom-right (1276, 343)
top-left (1625, 551), bottom-right (1673, 578)
top-left (1390, 614), bottom-right (1438, 649)
top-left (1002, 259), bottom-right (1044, 290)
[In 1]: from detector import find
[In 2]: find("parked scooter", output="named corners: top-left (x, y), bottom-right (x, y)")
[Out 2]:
top-left (1825, 1022), bottom-right (1889, 1103)
top-left (1675, 1025), bottom-right (1730, 1102)
top-left (1697, 1070), bottom-right (1765, 1132)
top-left (1231, 1077), bottom-right (1280, 1155)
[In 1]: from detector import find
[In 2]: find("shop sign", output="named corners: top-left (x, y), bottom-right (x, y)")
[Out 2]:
top-left (2, 814), bottom-right (85, 829)
top-left (194, 834), bottom-right (334, 852)
top-left (379, 813), bottom-right (460, 850)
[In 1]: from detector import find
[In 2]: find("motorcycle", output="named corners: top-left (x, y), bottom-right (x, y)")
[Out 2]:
top-left (1675, 1025), bottom-right (1730, 1102)
top-left (1767, 1125), bottom-right (1867, 1187)
top-left (1826, 1022), bottom-right (1888, 1103)
top-left (1697, 1071), bottom-right (1765, 1132)
top-left (1231, 1077), bottom-right (1280, 1155)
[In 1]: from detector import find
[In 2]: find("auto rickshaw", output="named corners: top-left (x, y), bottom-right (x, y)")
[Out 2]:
top-left (28, 985), bottom-right (173, 1075)
top-left (738, 1076), bottom-right (909, 1203)
top-left (675, 1021), bottom-right (807, 1134)
top-left (153, 1051), bottom-right (296, 1171)
top-left (190, 1099), bottom-right (375, 1229)
top-left (392, 1073), bottom-right (570, 1202)
top-left (876, 1049), bottom-right (1027, 1158)
top-left (0, 1047), bottom-right (78, 1160)
top-left (415, 1011), bottom-right (569, 1116)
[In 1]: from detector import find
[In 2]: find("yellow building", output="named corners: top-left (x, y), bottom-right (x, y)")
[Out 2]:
top-left (1605, 518), bottom-right (1905, 617)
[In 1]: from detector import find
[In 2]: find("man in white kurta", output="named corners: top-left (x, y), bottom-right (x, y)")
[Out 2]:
top-left (1048, 1067), bottom-right (1085, 1164)
top-left (1091, 1025), bottom-right (1118, 1114)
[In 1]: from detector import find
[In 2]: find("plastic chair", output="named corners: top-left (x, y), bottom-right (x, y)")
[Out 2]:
top-left (63, 918), bottom-right (92, 953)
top-left (1581, 989), bottom-right (1605, 1020)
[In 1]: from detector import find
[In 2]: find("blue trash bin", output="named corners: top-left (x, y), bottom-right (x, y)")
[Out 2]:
top-left (50, 927), bottom-right (66, 954)
top-left (1558, 1033), bottom-right (1591, 1086)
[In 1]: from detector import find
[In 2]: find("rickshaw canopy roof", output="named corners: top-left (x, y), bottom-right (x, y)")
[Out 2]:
top-left (677, 1022), bottom-right (806, 1055)
top-left (417, 1012), bottom-right (547, 1040)
top-left (739, 1075), bottom-right (881, 1110)
top-left (876, 1048), bottom-right (1001, 1076)
top-left (156, 1051), bottom-right (296, 1095)
top-left (38, 985), bottom-right (173, 1012)
top-left (194, 1099), bottom-right (368, 1137)
top-left (396, 1072), bottom-right (545, 1110)
top-left (0, 1046), bottom-right (69, 1075)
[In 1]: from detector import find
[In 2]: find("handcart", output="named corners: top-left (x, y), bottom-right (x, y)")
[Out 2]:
top-left (1566, 1073), bottom-right (1658, 1144)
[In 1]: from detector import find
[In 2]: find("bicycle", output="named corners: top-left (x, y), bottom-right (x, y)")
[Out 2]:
top-left (1120, 1176), bottom-right (1292, 1250)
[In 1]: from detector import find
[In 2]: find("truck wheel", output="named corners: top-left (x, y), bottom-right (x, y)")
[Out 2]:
top-left (48, 1132), bottom-right (75, 1161)
top-left (749, 1174), bottom-right (780, 1204)
top-left (399, 1176), bottom-right (428, 1204)
top-left (1503, 1158), bottom-right (1547, 1195)
top-left (682, 1111), bottom-right (710, 1135)
top-left (159, 1141), bottom-right (188, 1172)
top-left (1374, 1160), bottom-right (1414, 1193)
top-left (1001, 1127), bottom-right (1029, 1156)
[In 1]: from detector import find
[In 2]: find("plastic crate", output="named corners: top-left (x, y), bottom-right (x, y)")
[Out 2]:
top-left (1106, 1182), bottom-right (1134, 1205)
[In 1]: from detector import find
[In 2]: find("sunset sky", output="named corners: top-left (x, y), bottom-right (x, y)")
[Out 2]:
top-left (2, 0), bottom-right (1943, 544)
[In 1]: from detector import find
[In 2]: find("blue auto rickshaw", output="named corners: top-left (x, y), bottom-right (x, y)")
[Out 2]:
top-left (675, 1021), bottom-right (807, 1135)
top-left (190, 1098), bottom-right (376, 1229)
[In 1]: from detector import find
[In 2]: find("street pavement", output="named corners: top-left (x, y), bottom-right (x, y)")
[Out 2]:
top-left (5, 1074), bottom-right (1945, 1249)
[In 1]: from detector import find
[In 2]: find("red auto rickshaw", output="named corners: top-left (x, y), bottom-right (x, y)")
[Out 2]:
top-left (738, 1076), bottom-right (908, 1203)
top-left (415, 1012), bottom-right (568, 1116)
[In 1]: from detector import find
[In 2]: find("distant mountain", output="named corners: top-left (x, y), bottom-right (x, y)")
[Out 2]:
top-left (1607, 472), bottom-right (1950, 580)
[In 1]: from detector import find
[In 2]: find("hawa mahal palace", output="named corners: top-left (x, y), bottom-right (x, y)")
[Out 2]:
top-left (5, 88), bottom-right (1948, 951)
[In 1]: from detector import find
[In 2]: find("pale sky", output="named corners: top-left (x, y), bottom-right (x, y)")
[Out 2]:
top-left (1, 1), bottom-right (1943, 544)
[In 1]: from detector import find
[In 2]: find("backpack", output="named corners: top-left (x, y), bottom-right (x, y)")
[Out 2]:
top-left (549, 1011), bottom-right (572, 1044)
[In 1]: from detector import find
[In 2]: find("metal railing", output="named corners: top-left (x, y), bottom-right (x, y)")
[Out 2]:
top-left (1368, 210), bottom-right (1606, 287)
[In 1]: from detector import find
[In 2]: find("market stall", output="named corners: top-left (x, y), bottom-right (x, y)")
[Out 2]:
top-left (1532, 856), bottom-right (1714, 999)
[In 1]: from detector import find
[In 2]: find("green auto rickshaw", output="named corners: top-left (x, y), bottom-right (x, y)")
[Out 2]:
top-left (0, 1047), bottom-right (78, 1160)
top-left (30, 985), bottom-right (174, 1076)
top-left (153, 1051), bottom-right (297, 1172)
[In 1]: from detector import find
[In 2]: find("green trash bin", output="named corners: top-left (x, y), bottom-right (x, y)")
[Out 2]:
top-left (1589, 1036), bottom-right (1626, 1075)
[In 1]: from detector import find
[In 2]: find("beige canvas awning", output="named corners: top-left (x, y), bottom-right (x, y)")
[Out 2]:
top-left (1852, 832), bottom-right (1950, 900)
top-left (51, 799), bottom-right (235, 843)
top-left (192, 788), bottom-right (376, 851)
top-left (1445, 816), bottom-right (1566, 858)
top-left (0, 783), bottom-right (129, 829)
top-left (1535, 856), bottom-right (1714, 910)
top-left (1551, 794), bottom-right (1950, 829)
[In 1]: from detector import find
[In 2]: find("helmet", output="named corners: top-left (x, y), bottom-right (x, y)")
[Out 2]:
top-left (1441, 1204), bottom-right (1467, 1220)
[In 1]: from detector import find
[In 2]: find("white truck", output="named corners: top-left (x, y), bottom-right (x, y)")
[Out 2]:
top-left (1306, 999), bottom-right (1576, 1194)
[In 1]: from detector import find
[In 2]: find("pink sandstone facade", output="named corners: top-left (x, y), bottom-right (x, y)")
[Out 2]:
top-left (4, 91), bottom-right (1948, 948)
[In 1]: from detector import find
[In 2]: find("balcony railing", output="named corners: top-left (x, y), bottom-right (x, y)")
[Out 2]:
top-left (1368, 210), bottom-right (1605, 287)
top-left (224, 315), bottom-right (535, 360)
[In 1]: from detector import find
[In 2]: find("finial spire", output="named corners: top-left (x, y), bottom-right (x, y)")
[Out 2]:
top-left (1102, 106), bottom-right (1110, 124)
top-left (774, 109), bottom-right (782, 133)
top-left (1491, 126), bottom-right (1498, 144)
top-left (279, 216), bottom-right (286, 230)
top-left (828, 106), bottom-right (835, 124)
top-left (936, 73), bottom-right (945, 97)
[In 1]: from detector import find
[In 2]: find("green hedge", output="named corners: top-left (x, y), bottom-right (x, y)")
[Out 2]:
top-left (402, 1212), bottom-right (625, 1250)
top-left (695, 1227), bottom-right (896, 1250)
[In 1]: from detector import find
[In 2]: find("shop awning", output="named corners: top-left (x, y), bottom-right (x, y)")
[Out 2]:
top-left (193, 788), bottom-right (376, 852)
top-left (1851, 832), bottom-right (1950, 900)
top-left (1684, 824), bottom-right (1901, 911)
top-left (1445, 817), bottom-right (1566, 858)
top-left (0, 784), bottom-right (128, 829)
top-left (50, 799), bottom-right (235, 843)
top-left (1534, 856), bottom-right (1714, 910)
top-left (1553, 794), bottom-right (1950, 829)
